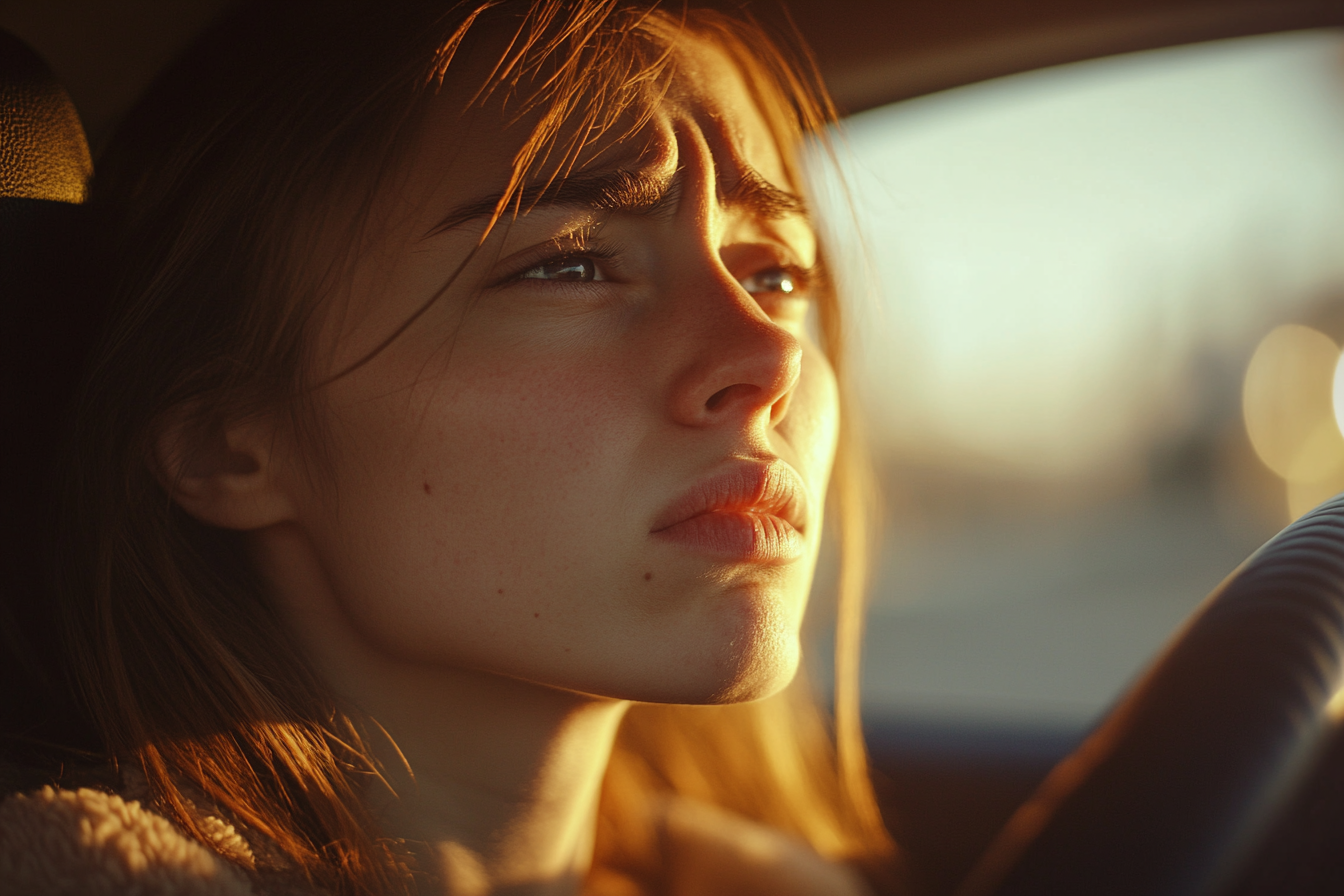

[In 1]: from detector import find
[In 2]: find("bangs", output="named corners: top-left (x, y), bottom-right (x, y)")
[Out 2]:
top-left (424, 1), bottom-right (834, 236)
top-left (429, 0), bottom-right (679, 237)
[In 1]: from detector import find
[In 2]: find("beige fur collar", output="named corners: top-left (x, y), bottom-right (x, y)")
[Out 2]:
top-left (0, 784), bottom-right (255, 895)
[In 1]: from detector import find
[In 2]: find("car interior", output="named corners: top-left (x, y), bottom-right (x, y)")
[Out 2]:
top-left (5, 1), bottom-right (1344, 893)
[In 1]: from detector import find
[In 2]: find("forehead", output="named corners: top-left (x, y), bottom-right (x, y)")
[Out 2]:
top-left (404, 29), bottom-right (794, 218)
top-left (660, 35), bottom-right (791, 185)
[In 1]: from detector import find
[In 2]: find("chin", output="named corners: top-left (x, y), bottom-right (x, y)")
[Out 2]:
top-left (707, 648), bottom-right (802, 704)
top-left (655, 622), bottom-right (804, 706)
top-left (506, 571), bottom-right (814, 706)
top-left (557, 610), bottom-right (804, 706)
top-left (687, 575), bottom-right (807, 704)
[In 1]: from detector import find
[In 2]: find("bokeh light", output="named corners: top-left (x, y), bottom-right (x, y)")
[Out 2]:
top-left (1243, 324), bottom-right (1344, 518)
top-left (1332, 349), bottom-right (1344, 439)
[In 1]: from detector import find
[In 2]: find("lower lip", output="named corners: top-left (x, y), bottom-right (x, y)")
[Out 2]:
top-left (652, 511), bottom-right (805, 563)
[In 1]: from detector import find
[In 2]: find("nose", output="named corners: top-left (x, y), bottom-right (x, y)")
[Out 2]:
top-left (666, 268), bottom-right (802, 430)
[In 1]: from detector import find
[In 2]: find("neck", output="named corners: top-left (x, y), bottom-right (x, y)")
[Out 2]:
top-left (365, 669), bottom-right (629, 896)
top-left (251, 523), bottom-right (630, 896)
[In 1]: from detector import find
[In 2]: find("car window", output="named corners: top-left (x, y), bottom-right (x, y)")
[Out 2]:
top-left (805, 28), bottom-right (1344, 744)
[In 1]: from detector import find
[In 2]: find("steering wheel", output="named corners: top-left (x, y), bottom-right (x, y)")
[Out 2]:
top-left (955, 494), bottom-right (1344, 896)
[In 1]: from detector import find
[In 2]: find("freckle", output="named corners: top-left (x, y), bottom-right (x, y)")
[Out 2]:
top-left (643, 572), bottom-right (653, 581)
top-left (422, 482), bottom-right (432, 494)
top-left (564, 647), bottom-right (571, 653)
top-left (534, 612), bottom-right (540, 618)
top-left (498, 589), bottom-right (504, 595)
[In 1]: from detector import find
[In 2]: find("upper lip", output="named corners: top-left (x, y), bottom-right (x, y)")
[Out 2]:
top-left (651, 460), bottom-right (811, 535)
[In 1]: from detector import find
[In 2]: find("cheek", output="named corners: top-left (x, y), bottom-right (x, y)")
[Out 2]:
top-left (305, 335), bottom-right (649, 661)
top-left (785, 340), bottom-right (841, 490)
top-left (422, 343), bottom-right (644, 511)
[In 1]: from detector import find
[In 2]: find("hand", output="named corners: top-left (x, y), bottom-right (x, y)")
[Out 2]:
top-left (661, 798), bottom-right (873, 896)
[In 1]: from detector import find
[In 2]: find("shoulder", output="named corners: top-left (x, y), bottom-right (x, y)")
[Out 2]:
top-left (0, 784), bottom-right (255, 895)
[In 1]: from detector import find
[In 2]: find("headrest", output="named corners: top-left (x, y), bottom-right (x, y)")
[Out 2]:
top-left (1, 28), bottom-right (92, 203)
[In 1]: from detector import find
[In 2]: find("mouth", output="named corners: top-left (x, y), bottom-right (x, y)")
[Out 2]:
top-left (650, 460), bottom-right (811, 563)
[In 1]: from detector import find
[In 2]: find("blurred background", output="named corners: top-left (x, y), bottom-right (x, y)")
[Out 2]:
top-left (797, 27), bottom-right (1344, 881)
top-left (799, 26), bottom-right (1344, 869)
top-left (807, 25), bottom-right (1344, 735)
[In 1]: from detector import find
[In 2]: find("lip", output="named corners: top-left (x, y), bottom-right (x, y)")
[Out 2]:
top-left (650, 460), bottom-right (810, 563)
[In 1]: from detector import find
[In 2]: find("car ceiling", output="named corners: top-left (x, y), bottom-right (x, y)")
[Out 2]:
top-left (1, 0), bottom-right (1342, 147)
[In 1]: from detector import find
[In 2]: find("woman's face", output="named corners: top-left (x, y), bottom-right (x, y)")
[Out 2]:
top-left (278, 35), bottom-right (839, 705)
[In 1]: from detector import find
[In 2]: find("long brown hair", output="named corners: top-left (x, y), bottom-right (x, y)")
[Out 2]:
top-left (50, 1), bottom-right (894, 892)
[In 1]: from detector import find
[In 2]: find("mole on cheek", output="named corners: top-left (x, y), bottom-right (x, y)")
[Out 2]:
top-left (643, 572), bottom-right (653, 581)
top-left (422, 482), bottom-right (432, 495)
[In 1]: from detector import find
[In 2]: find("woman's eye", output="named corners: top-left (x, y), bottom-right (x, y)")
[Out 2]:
top-left (518, 256), bottom-right (601, 282)
top-left (740, 266), bottom-right (801, 296)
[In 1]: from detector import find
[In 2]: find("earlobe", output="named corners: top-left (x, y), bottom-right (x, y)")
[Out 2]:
top-left (153, 408), bottom-right (298, 531)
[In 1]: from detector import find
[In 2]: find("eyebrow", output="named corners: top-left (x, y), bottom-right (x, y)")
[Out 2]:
top-left (428, 165), bottom-right (808, 237)
top-left (720, 168), bottom-right (808, 220)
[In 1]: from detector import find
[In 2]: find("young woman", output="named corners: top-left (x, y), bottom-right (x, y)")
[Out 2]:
top-left (0, 2), bottom-right (898, 893)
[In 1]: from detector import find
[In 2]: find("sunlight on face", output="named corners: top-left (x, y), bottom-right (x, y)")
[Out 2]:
top-left (277, 35), bottom-right (840, 705)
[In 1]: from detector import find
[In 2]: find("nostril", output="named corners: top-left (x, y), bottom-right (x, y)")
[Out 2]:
top-left (706, 383), bottom-right (757, 412)
top-left (705, 385), bottom-right (733, 411)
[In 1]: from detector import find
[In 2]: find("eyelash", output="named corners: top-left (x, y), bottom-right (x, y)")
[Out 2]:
top-left (509, 247), bottom-right (620, 285)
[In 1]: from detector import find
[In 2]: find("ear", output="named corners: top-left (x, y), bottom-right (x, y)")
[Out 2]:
top-left (153, 406), bottom-right (298, 530)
